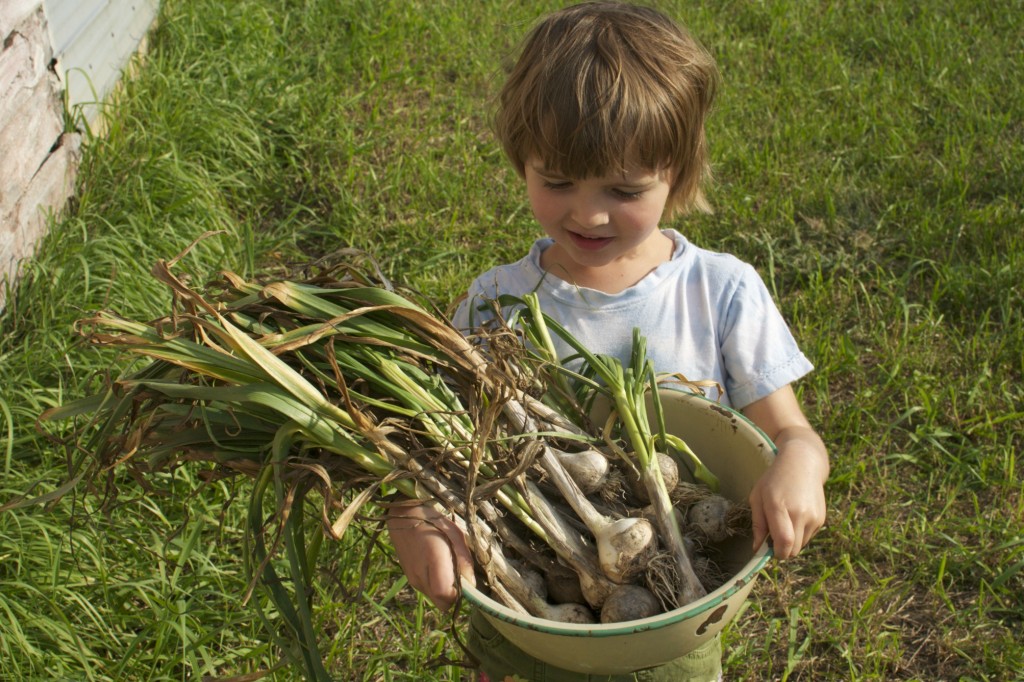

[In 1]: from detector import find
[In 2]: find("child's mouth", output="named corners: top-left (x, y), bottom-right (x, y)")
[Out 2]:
top-left (568, 231), bottom-right (613, 251)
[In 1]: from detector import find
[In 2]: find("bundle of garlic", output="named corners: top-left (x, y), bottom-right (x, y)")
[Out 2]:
top-left (43, 254), bottom-right (748, 681)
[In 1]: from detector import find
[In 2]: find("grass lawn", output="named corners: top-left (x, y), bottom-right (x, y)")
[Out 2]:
top-left (1, 0), bottom-right (1021, 680)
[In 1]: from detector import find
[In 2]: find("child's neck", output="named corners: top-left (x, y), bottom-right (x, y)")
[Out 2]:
top-left (540, 231), bottom-right (675, 295)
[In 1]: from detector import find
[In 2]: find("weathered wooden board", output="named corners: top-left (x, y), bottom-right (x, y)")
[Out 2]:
top-left (0, 7), bottom-right (62, 215)
top-left (0, 8), bottom-right (51, 128)
top-left (0, 0), bottom-right (41, 41)
top-left (0, 0), bottom-right (158, 307)
top-left (0, 132), bottom-right (80, 284)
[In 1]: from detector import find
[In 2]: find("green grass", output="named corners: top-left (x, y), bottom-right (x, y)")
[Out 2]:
top-left (1, 0), bottom-right (1021, 679)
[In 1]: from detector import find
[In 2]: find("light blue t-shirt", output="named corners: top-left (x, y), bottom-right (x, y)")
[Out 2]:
top-left (453, 229), bottom-right (812, 409)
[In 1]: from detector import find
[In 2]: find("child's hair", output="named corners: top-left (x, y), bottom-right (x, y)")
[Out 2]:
top-left (494, 1), bottom-right (719, 216)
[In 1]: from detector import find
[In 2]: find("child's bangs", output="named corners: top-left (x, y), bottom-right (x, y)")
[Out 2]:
top-left (531, 100), bottom-right (673, 179)
top-left (526, 59), bottom-right (677, 179)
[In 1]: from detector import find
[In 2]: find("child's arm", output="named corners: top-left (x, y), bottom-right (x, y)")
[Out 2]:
top-left (741, 384), bottom-right (829, 560)
top-left (386, 500), bottom-right (476, 611)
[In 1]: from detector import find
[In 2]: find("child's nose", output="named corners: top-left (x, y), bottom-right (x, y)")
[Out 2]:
top-left (570, 195), bottom-right (609, 228)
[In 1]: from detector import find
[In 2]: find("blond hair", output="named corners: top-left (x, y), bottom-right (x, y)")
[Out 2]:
top-left (494, 2), bottom-right (719, 215)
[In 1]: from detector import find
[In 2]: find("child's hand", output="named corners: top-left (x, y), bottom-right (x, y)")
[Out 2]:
top-left (748, 438), bottom-right (828, 558)
top-left (386, 500), bottom-right (476, 611)
top-left (742, 386), bottom-right (830, 559)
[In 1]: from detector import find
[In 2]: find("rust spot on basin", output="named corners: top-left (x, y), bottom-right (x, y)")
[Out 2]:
top-left (696, 605), bottom-right (729, 635)
top-left (708, 404), bottom-right (733, 419)
top-left (708, 403), bottom-right (739, 433)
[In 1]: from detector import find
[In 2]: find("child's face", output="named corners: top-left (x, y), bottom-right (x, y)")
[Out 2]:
top-left (524, 157), bottom-right (674, 292)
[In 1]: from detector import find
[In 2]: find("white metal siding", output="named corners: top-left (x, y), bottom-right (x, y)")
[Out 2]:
top-left (43, 0), bottom-right (159, 124)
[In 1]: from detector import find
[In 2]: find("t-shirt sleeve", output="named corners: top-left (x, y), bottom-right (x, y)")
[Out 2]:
top-left (450, 288), bottom-right (476, 333)
top-left (451, 274), bottom-right (503, 333)
top-left (718, 265), bottom-right (813, 409)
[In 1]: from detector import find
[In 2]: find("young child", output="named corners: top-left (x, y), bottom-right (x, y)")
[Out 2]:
top-left (388, 2), bottom-right (829, 680)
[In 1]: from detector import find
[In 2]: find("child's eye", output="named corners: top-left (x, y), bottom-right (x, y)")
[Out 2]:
top-left (543, 180), bottom-right (572, 191)
top-left (613, 188), bottom-right (644, 200)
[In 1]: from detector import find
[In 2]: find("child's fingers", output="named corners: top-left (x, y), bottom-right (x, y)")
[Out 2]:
top-left (749, 486), bottom-right (769, 552)
top-left (750, 483), bottom-right (804, 559)
top-left (387, 502), bottom-right (472, 611)
top-left (766, 507), bottom-right (798, 559)
top-left (422, 538), bottom-right (460, 610)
